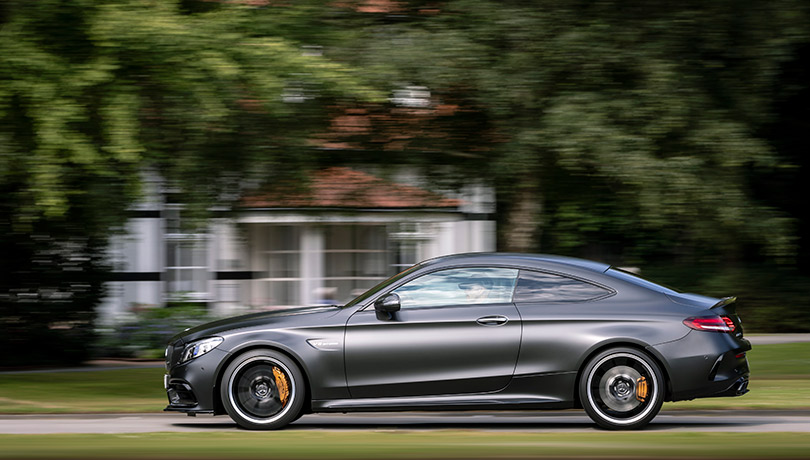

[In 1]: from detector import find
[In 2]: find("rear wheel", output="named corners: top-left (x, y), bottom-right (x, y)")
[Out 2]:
top-left (220, 349), bottom-right (305, 430)
top-left (579, 347), bottom-right (664, 430)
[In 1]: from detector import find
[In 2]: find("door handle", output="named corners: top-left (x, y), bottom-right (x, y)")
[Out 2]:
top-left (476, 315), bottom-right (509, 326)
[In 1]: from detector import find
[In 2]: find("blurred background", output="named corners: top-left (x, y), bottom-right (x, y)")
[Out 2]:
top-left (2, 0), bottom-right (809, 367)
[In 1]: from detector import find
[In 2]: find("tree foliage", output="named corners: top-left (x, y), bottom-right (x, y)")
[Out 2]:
top-left (329, 0), bottom-right (808, 266)
top-left (1, 0), bottom-right (380, 224)
top-left (2, 0), bottom-right (810, 361)
top-left (0, 0), bottom-right (380, 365)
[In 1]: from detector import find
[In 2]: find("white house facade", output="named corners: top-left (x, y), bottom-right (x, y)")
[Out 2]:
top-left (99, 167), bottom-right (496, 323)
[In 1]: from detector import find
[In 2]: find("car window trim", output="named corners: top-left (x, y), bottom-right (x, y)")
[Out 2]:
top-left (358, 264), bottom-right (617, 311)
top-left (513, 268), bottom-right (616, 304)
top-left (356, 301), bottom-right (517, 314)
top-left (358, 264), bottom-right (521, 311)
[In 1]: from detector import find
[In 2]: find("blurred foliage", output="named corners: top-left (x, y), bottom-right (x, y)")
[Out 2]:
top-left (0, 230), bottom-right (107, 367)
top-left (0, 0), bottom-right (380, 366)
top-left (0, 0), bottom-right (381, 224)
top-left (318, 1), bottom-right (810, 330)
top-left (94, 305), bottom-right (214, 359)
top-left (3, 0), bottom-right (810, 365)
top-left (643, 264), bottom-right (810, 333)
top-left (328, 0), bottom-right (808, 260)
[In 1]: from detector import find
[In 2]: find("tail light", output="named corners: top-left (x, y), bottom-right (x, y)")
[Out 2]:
top-left (683, 316), bottom-right (736, 333)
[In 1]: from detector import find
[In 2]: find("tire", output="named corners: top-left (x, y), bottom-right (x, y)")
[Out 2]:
top-left (579, 347), bottom-right (665, 430)
top-left (220, 349), bottom-right (305, 430)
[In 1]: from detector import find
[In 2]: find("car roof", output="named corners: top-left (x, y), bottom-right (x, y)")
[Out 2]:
top-left (420, 252), bottom-right (611, 274)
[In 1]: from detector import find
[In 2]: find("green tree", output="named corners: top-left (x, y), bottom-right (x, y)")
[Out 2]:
top-left (328, 0), bottom-right (807, 265)
top-left (0, 0), bottom-right (379, 365)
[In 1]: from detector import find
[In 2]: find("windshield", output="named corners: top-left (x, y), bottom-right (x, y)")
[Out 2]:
top-left (604, 267), bottom-right (681, 294)
top-left (343, 263), bottom-right (422, 308)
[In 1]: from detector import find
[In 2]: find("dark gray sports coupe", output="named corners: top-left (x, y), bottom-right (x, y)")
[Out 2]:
top-left (164, 253), bottom-right (751, 430)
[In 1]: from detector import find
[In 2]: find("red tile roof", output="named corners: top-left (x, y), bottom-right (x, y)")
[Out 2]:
top-left (310, 102), bottom-right (496, 153)
top-left (330, 0), bottom-right (403, 13)
top-left (242, 167), bottom-right (462, 209)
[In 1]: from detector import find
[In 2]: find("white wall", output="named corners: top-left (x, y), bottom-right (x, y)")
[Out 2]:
top-left (98, 217), bottom-right (163, 324)
top-left (99, 171), bottom-right (497, 318)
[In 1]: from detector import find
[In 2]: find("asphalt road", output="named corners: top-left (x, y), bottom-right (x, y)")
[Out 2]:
top-left (2, 411), bottom-right (809, 434)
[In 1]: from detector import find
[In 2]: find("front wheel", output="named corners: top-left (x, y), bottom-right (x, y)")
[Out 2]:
top-left (579, 347), bottom-right (665, 430)
top-left (220, 349), bottom-right (305, 430)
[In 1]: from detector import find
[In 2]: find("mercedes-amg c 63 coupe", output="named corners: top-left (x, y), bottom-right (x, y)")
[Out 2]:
top-left (164, 253), bottom-right (751, 430)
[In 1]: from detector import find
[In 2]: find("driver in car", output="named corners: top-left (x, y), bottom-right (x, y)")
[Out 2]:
top-left (459, 279), bottom-right (492, 302)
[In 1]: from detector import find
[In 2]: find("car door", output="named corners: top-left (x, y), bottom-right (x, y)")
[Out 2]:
top-left (344, 267), bottom-right (522, 398)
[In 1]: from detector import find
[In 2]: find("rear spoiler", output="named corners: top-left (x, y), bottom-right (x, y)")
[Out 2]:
top-left (711, 296), bottom-right (737, 310)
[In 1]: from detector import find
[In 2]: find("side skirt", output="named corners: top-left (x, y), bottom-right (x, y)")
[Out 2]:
top-left (312, 394), bottom-right (571, 412)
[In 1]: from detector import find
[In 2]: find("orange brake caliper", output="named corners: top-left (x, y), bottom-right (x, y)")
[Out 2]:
top-left (636, 377), bottom-right (648, 402)
top-left (272, 367), bottom-right (290, 406)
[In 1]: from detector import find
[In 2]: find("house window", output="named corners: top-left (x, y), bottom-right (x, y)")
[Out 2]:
top-left (324, 225), bottom-right (388, 303)
top-left (389, 222), bottom-right (430, 273)
top-left (391, 240), bottom-right (418, 272)
top-left (259, 226), bottom-right (301, 306)
top-left (164, 207), bottom-right (209, 302)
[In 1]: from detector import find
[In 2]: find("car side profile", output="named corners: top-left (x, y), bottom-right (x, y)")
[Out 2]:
top-left (164, 253), bottom-right (751, 430)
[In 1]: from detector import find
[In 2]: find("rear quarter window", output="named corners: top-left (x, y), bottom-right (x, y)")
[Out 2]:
top-left (514, 270), bottom-right (612, 303)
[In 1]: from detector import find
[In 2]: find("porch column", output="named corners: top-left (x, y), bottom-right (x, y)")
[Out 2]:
top-left (300, 225), bottom-right (324, 306)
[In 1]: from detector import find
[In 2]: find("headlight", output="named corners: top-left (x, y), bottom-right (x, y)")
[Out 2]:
top-left (180, 337), bottom-right (223, 363)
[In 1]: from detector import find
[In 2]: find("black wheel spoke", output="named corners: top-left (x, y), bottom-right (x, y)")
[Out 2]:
top-left (583, 350), bottom-right (661, 428)
top-left (231, 361), bottom-right (292, 419)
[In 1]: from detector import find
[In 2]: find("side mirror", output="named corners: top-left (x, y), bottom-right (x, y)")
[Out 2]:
top-left (374, 293), bottom-right (401, 313)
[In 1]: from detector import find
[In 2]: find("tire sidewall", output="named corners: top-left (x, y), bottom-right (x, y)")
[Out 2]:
top-left (220, 349), bottom-right (305, 430)
top-left (579, 347), bottom-right (664, 430)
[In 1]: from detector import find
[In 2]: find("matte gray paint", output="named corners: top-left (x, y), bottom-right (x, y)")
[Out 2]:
top-left (345, 302), bottom-right (521, 398)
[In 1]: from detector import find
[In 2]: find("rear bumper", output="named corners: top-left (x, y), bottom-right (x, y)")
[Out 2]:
top-left (714, 376), bottom-right (750, 398)
top-left (649, 330), bottom-right (751, 402)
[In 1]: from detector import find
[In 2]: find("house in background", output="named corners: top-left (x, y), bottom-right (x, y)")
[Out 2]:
top-left (99, 167), bottom-right (495, 323)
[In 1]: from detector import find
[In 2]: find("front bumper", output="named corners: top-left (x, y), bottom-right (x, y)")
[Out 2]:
top-left (165, 379), bottom-right (200, 408)
top-left (163, 341), bottom-right (229, 414)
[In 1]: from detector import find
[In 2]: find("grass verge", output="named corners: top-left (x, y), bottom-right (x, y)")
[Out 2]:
top-left (0, 431), bottom-right (809, 459)
top-left (0, 369), bottom-right (164, 413)
top-left (664, 379), bottom-right (810, 411)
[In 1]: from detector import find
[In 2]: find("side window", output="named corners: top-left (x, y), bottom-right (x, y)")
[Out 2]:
top-left (514, 270), bottom-right (610, 303)
top-left (393, 267), bottom-right (519, 308)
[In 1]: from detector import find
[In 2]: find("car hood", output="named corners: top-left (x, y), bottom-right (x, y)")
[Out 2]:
top-left (171, 305), bottom-right (342, 344)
